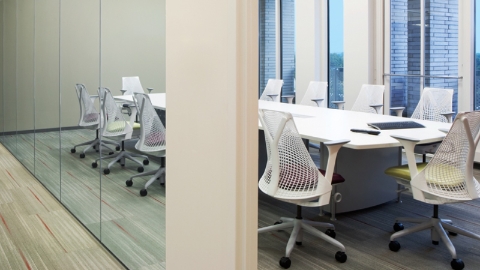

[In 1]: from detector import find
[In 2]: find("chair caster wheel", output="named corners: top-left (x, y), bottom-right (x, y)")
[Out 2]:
top-left (121, 164), bottom-right (125, 167)
top-left (137, 167), bottom-right (144, 173)
top-left (279, 257), bottom-right (291, 269)
top-left (393, 222), bottom-right (404, 232)
top-left (295, 241), bottom-right (302, 246)
top-left (432, 240), bottom-right (439, 245)
top-left (71, 149), bottom-right (76, 153)
top-left (140, 189), bottom-right (147, 196)
top-left (449, 231), bottom-right (458, 236)
top-left (116, 146), bottom-right (121, 151)
top-left (325, 229), bottom-right (336, 238)
top-left (389, 241), bottom-right (400, 252)
top-left (80, 153), bottom-right (85, 158)
top-left (109, 152), bottom-right (114, 155)
top-left (104, 168), bottom-right (110, 175)
top-left (143, 159), bottom-right (149, 165)
top-left (335, 251), bottom-right (347, 263)
top-left (92, 162), bottom-right (98, 168)
top-left (93, 145), bottom-right (96, 150)
top-left (451, 258), bottom-right (464, 270)
top-left (126, 180), bottom-right (133, 187)
top-left (274, 220), bottom-right (283, 225)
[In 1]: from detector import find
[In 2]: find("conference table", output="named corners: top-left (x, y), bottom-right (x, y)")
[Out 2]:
top-left (116, 94), bottom-right (451, 213)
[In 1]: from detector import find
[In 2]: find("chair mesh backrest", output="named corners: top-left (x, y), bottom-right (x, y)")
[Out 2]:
top-left (75, 84), bottom-right (99, 127)
top-left (411, 88), bottom-right (453, 123)
top-left (122, 76), bottom-right (145, 95)
top-left (100, 87), bottom-right (131, 137)
top-left (136, 94), bottom-right (166, 152)
top-left (259, 110), bottom-right (323, 199)
top-left (259, 79), bottom-right (284, 102)
top-left (351, 84), bottom-right (384, 114)
top-left (423, 111), bottom-right (480, 199)
top-left (133, 92), bottom-right (145, 121)
top-left (300, 81), bottom-right (328, 107)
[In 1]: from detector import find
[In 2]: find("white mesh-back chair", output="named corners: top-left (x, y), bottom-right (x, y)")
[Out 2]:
top-left (126, 93), bottom-right (166, 196)
top-left (71, 84), bottom-right (119, 158)
top-left (333, 84), bottom-right (384, 113)
top-left (92, 87), bottom-right (149, 175)
top-left (299, 81), bottom-right (328, 107)
top-left (258, 109), bottom-right (349, 269)
top-left (384, 111), bottom-right (480, 270)
top-left (350, 84), bottom-right (385, 114)
top-left (391, 87), bottom-right (454, 122)
top-left (259, 79), bottom-right (284, 102)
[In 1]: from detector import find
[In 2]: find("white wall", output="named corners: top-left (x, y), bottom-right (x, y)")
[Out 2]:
top-left (2, 0), bottom-right (166, 130)
top-left (166, 0), bottom-right (258, 268)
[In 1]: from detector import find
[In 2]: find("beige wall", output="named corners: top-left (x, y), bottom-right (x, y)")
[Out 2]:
top-left (2, 0), bottom-right (166, 130)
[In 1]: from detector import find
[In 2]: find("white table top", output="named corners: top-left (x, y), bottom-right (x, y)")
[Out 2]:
top-left (115, 94), bottom-right (450, 150)
top-left (115, 93), bottom-right (166, 110)
top-left (258, 100), bottom-right (450, 150)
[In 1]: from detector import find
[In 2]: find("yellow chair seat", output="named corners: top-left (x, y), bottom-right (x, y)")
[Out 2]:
top-left (385, 163), bottom-right (428, 181)
top-left (386, 163), bottom-right (465, 187)
top-left (106, 122), bottom-right (140, 133)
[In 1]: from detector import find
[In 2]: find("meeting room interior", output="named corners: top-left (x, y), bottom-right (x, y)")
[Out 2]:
top-left (2, 0), bottom-right (480, 269)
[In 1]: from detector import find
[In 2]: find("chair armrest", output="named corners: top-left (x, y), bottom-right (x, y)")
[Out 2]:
top-left (332, 101), bottom-right (345, 110)
top-left (147, 88), bottom-right (154, 94)
top-left (311, 98), bottom-right (324, 107)
top-left (323, 139), bottom-right (350, 187)
top-left (440, 112), bottom-right (454, 123)
top-left (390, 107), bottom-right (405, 117)
top-left (390, 135), bottom-right (422, 178)
top-left (281, 95), bottom-right (295, 104)
top-left (439, 127), bottom-right (450, 134)
top-left (266, 94), bottom-right (278, 101)
top-left (369, 104), bottom-right (384, 114)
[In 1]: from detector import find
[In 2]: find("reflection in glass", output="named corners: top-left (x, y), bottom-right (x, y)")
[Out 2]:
top-left (475, 0), bottom-right (480, 110)
top-left (59, 1), bottom-right (101, 238)
top-left (100, 0), bottom-right (166, 268)
top-left (328, 0), bottom-right (344, 108)
top-left (16, 0), bottom-right (35, 173)
top-left (34, 0), bottom-right (61, 199)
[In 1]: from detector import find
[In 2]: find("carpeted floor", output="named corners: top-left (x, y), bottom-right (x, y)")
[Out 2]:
top-left (3, 130), bottom-right (480, 270)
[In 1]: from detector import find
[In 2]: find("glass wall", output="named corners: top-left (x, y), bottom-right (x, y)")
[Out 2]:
top-left (390, 0), bottom-right (459, 116)
top-left (476, 0), bottom-right (480, 110)
top-left (0, 1), bottom-right (166, 268)
top-left (328, 0), bottom-right (344, 108)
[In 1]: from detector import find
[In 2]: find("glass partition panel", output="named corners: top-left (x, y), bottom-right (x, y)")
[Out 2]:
top-left (328, 0), bottom-right (344, 108)
top-left (476, 0), bottom-right (480, 110)
top-left (3, 0), bottom-right (18, 155)
top-left (34, 0), bottom-right (61, 199)
top-left (0, 1), bottom-right (5, 144)
top-left (16, 0), bottom-right (35, 173)
top-left (59, 0), bottom-right (101, 239)
top-left (100, 0), bottom-right (166, 268)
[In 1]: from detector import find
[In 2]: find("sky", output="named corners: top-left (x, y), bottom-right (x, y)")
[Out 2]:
top-left (329, 0), bottom-right (344, 54)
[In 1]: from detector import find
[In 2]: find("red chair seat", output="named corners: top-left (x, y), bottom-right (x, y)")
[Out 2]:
top-left (319, 169), bottom-right (345, 185)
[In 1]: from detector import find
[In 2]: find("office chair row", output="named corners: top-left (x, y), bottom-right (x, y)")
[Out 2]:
top-left (72, 78), bottom-right (166, 197)
top-left (259, 108), bottom-right (480, 270)
top-left (259, 79), bottom-right (476, 270)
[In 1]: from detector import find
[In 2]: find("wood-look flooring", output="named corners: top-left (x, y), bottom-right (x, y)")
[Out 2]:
top-left (0, 142), bottom-right (124, 270)
top-left (3, 130), bottom-right (480, 270)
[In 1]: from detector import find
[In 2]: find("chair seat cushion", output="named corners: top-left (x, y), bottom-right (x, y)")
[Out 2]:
top-left (318, 169), bottom-right (345, 185)
top-left (144, 131), bottom-right (165, 147)
top-left (385, 163), bottom-right (428, 181)
top-left (106, 122), bottom-right (140, 132)
top-left (83, 113), bottom-right (98, 122)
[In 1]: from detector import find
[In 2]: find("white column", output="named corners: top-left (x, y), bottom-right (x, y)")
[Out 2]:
top-left (165, 0), bottom-right (258, 269)
top-left (344, 0), bottom-right (383, 110)
top-left (295, 0), bottom-right (322, 103)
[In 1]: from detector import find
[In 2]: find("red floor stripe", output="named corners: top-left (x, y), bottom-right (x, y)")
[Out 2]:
top-left (112, 220), bottom-right (137, 242)
top-left (17, 249), bottom-right (32, 270)
top-left (5, 170), bottom-right (20, 186)
top-left (36, 214), bottom-right (67, 253)
top-left (0, 214), bottom-right (11, 234)
top-left (27, 188), bottom-right (49, 212)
